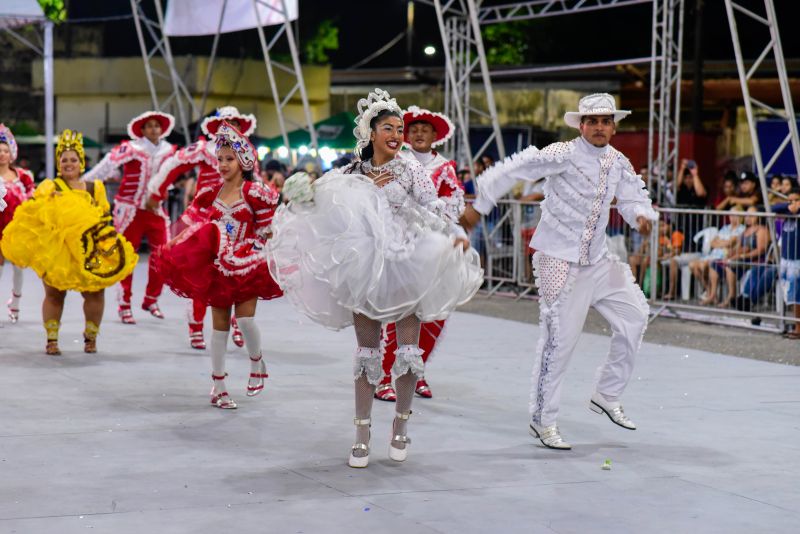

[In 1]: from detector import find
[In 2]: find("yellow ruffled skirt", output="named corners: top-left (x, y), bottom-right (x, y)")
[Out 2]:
top-left (1, 189), bottom-right (138, 292)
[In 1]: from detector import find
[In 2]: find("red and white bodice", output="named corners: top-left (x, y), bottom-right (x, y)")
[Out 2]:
top-left (399, 149), bottom-right (465, 217)
top-left (149, 138), bottom-right (221, 225)
top-left (1, 167), bottom-right (34, 207)
top-left (194, 181), bottom-right (279, 276)
top-left (84, 138), bottom-right (176, 208)
top-left (83, 138), bottom-right (176, 232)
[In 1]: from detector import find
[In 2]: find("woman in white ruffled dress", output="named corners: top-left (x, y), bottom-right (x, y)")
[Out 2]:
top-left (268, 89), bottom-right (483, 468)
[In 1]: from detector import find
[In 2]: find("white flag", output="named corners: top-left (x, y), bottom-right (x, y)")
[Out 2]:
top-left (164, 0), bottom-right (299, 37)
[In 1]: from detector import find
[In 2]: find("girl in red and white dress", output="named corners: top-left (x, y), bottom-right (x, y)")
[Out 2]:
top-left (147, 106), bottom-right (257, 350)
top-left (155, 122), bottom-right (282, 409)
top-left (0, 124), bottom-right (35, 323)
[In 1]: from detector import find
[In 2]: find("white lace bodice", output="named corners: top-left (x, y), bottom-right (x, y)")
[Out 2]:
top-left (344, 157), bottom-right (465, 239)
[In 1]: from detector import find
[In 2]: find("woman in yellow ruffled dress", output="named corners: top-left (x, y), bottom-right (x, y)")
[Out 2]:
top-left (1, 130), bottom-right (138, 355)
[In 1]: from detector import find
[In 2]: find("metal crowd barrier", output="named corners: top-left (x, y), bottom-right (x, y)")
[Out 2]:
top-left (475, 199), bottom-right (799, 332)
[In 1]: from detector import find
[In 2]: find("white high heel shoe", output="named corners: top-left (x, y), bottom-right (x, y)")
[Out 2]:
top-left (348, 417), bottom-right (371, 468)
top-left (388, 411), bottom-right (411, 462)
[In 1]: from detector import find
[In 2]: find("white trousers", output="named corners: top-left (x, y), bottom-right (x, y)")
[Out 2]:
top-left (530, 253), bottom-right (649, 427)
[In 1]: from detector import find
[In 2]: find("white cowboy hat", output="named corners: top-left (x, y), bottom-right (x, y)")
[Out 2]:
top-left (563, 93), bottom-right (631, 129)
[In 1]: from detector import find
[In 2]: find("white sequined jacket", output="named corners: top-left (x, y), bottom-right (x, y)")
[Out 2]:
top-left (474, 136), bottom-right (657, 265)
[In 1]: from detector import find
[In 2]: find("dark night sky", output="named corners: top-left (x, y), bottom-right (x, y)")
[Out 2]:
top-left (66, 0), bottom-right (797, 69)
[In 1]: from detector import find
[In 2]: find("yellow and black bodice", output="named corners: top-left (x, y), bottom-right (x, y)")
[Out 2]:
top-left (0, 178), bottom-right (138, 292)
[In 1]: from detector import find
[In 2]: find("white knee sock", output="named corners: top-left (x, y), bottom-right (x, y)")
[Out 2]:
top-left (12, 265), bottom-right (23, 299)
top-left (210, 329), bottom-right (229, 378)
top-left (236, 316), bottom-right (262, 369)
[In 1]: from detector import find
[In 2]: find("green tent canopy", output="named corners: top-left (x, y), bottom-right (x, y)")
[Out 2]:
top-left (256, 112), bottom-right (357, 151)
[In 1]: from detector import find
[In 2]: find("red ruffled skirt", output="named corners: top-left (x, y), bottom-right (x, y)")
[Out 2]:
top-left (155, 222), bottom-right (282, 308)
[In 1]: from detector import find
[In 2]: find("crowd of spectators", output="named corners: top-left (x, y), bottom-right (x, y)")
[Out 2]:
top-left (623, 158), bottom-right (800, 337)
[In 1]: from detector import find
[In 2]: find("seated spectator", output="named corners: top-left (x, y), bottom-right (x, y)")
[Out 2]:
top-left (780, 176), bottom-right (795, 198)
top-left (768, 175), bottom-right (785, 205)
top-left (717, 171), bottom-right (762, 210)
top-left (679, 206), bottom-right (745, 301)
top-left (773, 192), bottom-right (800, 338)
top-left (629, 221), bottom-right (683, 289)
top-left (714, 172), bottom-right (739, 209)
top-left (703, 206), bottom-right (769, 308)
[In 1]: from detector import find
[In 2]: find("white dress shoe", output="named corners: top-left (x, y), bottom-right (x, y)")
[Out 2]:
top-left (590, 393), bottom-right (636, 430)
top-left (529, 423), bottom-right (572, 450)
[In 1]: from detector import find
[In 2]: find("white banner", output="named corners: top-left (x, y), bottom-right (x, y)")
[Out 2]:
top-left (164, 0), bottom-right (299, 37)
top-left (0, 0), bottom-right (46, 29)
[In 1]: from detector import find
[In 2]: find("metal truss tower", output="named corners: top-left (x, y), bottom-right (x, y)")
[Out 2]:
top-left (130, 0), bottom-right (196, 144)
top-left (647, 0), bottom-right (685, 204)
top-left (250, 0), bottom-right (318, 152)
top-left (425, 0), bottom-right (675, 172)
top-left (724, 0), bottom-right (800, 202)
top-left (131, 0), bottom-right (317, 152)
top-left (429, 0), bottom-right (506, 167)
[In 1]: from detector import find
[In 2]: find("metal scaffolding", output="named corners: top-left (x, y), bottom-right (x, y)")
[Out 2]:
top-left (250, 0), bottom-right (318, 152)
top-left (478, 0), bottom-right (653, 23)
top-left (429, 0), bottom-right (506, 167)
top-left (425, 0), bottom-right (674, 170)
top-left (130, 0), bottom-right (196, 144)
top-left (647, 0), bottom-right (685, 204)
top-left (724, 0), bottom-right (800, 199)
top-left (1, 16), bottom-right (55, 178)
top-left (131, 0), bottom-right (317, 153)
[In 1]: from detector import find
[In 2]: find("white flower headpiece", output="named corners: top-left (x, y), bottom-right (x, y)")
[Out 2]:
top-left (353, 88), bottom-right (403, 154)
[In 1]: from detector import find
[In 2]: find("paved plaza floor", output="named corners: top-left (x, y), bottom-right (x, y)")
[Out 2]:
top-left (1, 263), bottom-right (798, 533)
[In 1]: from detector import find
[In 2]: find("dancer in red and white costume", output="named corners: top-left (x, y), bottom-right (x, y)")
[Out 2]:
top-left (0, 124), bottom-right (35, 323)
top-left (83, 111), bottom-right (177, 324)
top-left (376, 106), bottom-right (463, 402)
top-left (148, 106), bottom-right (256, 349)
top-left (155, 122), bottom-right (282, 409)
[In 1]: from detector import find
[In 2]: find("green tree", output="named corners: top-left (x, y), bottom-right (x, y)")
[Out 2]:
top-left (482, 21), bottom-right (532, 66)
top-left (304, 19), bottom-right (339, 65)
top-left (37, 0), bottom-right (66, 23)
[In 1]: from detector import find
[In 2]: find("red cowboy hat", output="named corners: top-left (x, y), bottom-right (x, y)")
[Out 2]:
top-left (127, 111), bottom-right (176, 140)
top-left (201, 106), bottom-right (257, 137)
top-left (403, 106), bottom-right (455, 148)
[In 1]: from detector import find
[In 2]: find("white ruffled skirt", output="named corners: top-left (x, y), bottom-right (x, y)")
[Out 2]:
top-left (267, 173), bottom-right (483, 330)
